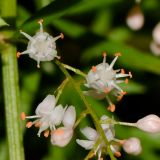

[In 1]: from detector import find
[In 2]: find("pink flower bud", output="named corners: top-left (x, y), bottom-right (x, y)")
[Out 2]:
top-left (152, 22), bottom-right (160, 45)
top-left (123, 137), bottom-right (142, 155)
top-left (51, 127), bottom-right (73, 147)
top-left (136, 114), bottom-right (160, 133)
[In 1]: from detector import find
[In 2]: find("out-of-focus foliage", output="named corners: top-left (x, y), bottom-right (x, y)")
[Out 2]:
top-left (1, 0), bottom-right (160, 160)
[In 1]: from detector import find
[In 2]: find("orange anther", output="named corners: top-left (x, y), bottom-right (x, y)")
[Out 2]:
top-left (107, 104), bottom-right (115, 112)
top-left (91, 66), bottom-right (97, 72)
top-left (26, 121), bottom-right (33, 128)
top-left (16, 52), bottom-right (21, 58)
top-left (129, 71), bottom-right (132, 78)
top-left (121, 91), bottom-right (127, 95)
top-left (114, 151), bottom-right (121, 157)
top-left (121, 69), bottom-right (125, 74)
top-left (115, 52), bottom-right (121, 57)
top-left (35, 121), bottom-right (41, 128)
top-left (60, 33), bottom-right (64, 39)
top-left (117, 95), bottom-right (123, 101)
top-left (38, 19), bottom-right (43, 24)
top-left (20, 112), bottom-right (26, 120)
top-left (102, 52), bottom-right (107, 57)
top-left (104, 88), bottom-right (110, 93)
top-left (44, 130), bottom-right (50, 138)
top-left (53, 128), bottom-right (64, 135)
top-left (125, 78), bottom-right (129, 84)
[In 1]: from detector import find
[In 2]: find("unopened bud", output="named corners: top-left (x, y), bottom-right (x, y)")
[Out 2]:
top-left (136, 114), bottom-right (160, 133)
top-left (150, 41), bottom-right (160, 56)
top-left (123, 137), bottom-right (142, 155)
top-left (126, 5), bottom-right (144, 30)
top-left (152, 22), bottom-right (160, 45)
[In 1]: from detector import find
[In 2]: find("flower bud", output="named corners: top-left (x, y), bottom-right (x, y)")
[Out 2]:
top-left (123, 137), bottom-right (142, 155)
top-left (150, 41), bottom-right (160, 56)
top-left (136, 114), bottom-right (160, 133)
top-left (51, 127), bottom-right (73, 147)
top-left (152, 22), bottom-right (160, 45)
top-left (126, 5), bottom-right (144, 30)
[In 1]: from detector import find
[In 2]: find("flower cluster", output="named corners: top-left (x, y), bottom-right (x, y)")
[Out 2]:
top-left (21, 94), bottom-right (76, 147)
top-left (17, 19), bottom-right (64, 68)
top-left (84, 52), bottom-right (132, 112)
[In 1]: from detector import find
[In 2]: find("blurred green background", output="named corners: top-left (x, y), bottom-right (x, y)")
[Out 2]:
top-left (0, 0), bottom-right (160, 159)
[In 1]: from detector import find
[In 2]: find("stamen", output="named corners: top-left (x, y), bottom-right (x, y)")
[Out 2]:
top-left (38, 19), bottom-right (43, 24)
top-left (129, 71), bottom-right (132, 78)
top-left (60, 33), bottom-right (64, 39)
top-left (114, 151), bottom-right (121, 157)
top-left (35, 121), bottom-right (41, 128)
top-left (102, 52), bottom-right (107, 64)
top-left (20, 112), bottom-right (26, 120)
top-left (26, 121), bottom-right (33, 128)
top-left (88, 152), bottom-right (95, 158)
top-left (121, 69), bottom-right (125, 74)
top-left (121, 91), bottom-right (127, 95)
top-left (117, 95), bottom-right (123, 101)
top-left (44, 130), bottom-right (50, 138)
top-left (92, 66), bottom-right (97, 72)
top-left (16, 52), bottom-right (21, 58)
top-left (114, 52), bottom-right (121, 57)
top-left (56, 55), bottom-right (61, 60)
top-left (107, 104), bottom-right (116, 112)
top-left (104, 88), bottom-right (110, 93)
top-left (125, 78), bottom-right (129, 84)
top-left (53, 128), bottom-right (64, 135)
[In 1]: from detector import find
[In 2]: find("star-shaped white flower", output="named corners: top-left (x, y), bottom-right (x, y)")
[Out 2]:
top-left (84, 53), bottom-right (132, 112)
top-left (21, 94), bottom-right (66, 137)
top-left (17, 19), bottom-right (64, 68)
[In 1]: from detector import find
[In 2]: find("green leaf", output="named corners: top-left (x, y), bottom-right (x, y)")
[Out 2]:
top-left (0, 17), bottom-right (9, 27)
top-left (82, 40), bottom-right (160, 75)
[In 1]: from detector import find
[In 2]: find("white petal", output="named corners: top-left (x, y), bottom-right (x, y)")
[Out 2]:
top-left (49, 105), bottom-right (65, 126)
top-left (35, 95), bottom-right (56, 116)
top-left (105, 129), bottom-right (114, 141)
top-left (62, 106), bottom-right (76, 128)
top-left (51, 127), bottom-right (73, 147)
top-left (81, 127), bottom-right (98, 141)
top-left (76, 139), bottom-right (95, 150)
top-left (100, 115), bottom-right (110, 130)
top-left (37, 118), bottom-right (49, 137)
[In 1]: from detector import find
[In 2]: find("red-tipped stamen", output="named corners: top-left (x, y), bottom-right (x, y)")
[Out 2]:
top-left (20, 112), bottom-right (26, 120)
top-left (115, 52), bottom-right (121, 57)
top-left (114, 151), bottom-right (121, 157)
top-left (44, 130), bottom-right (50, 138)
top-left (104, 88), bottom-right (110, 93)
top-left (129, 71), bottom-right (132, 78)
top-left (121, 91), bottom-right (127, 95)
top-left (125, 78), bottom-right (129, 84)
top-left (16, 52), bottom-right (21, 58)
top-left (60, 33), bottom-right (64, 39)
top-left (121, 69), bottom-right (125, 74)
top-left (117, 95), bottom-right (123, 101)
top-left (102, 52), bottom-right (107, 57)
top-left (38, 19), bottom-right (43, 24)
top-left (92, 66), bottom-right (97, 72)
top-left (26, 121), bottom-right (33, 128)
top-left (107, 104), bottom-right (116, 112)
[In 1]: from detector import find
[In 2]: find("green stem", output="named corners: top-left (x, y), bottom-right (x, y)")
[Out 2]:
top-left (1, 44), bottom-right (25, 160)
top-left (115, 121), bottom-right (137, 127)
top-left (55, 60), bottom-right (116, 160)
top-left (61, 62), bottom-right (86, 77)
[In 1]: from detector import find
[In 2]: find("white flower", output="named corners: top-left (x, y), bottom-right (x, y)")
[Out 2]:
top-left (21, 94), bottom-right (66, 137)
top-left (122, 137), bottom-right (142, 155)
top-left (152, 22), bottom-right (160, 45)
top-left (17, 19), bottom-right (64, 68)
top-left (76, 115), bottom-right (119, 159)
top-left (136, 114), bottom-right (160, 133)
top-left (51, 106), bottom-right (76, 147)
top-left (84, 53), bottom-right (132, 112)
top-left (150, 41), bottom-right (160, 56)
top-left (126, 5), bottom-right (144, 31)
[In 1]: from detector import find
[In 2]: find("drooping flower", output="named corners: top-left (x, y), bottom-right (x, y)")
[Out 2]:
top-left (84, 53), bottom-right (132, 112)
top-left (17, 19), bottom-right (64, 68)
top-left (21, 94), bottom-right (66, 137)
top-left (51, 106), bottom-right (76, 147)
top-left (122, 137), bottom-right (142, 155)
top-left (76, 115), bottom-right (121, 159)
top-left (150, 41), bottom-right (160, 56)
top-left (152, 22), bottom-right (160, 45)
top-left (136, 114), bottom-right (160, 133)
top-left (126, 5), bottom-right (144, 31)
